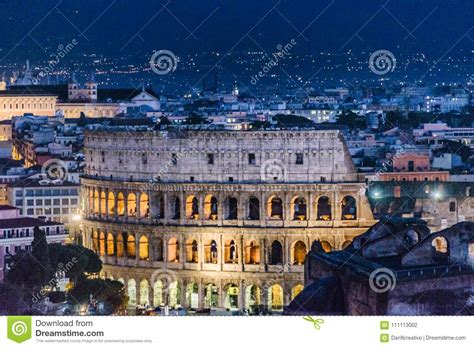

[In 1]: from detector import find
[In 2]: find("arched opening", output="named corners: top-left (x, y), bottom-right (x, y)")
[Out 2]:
top-left (248, 197), bottom-right (260, 220)
top-left (245, 285), bottom-right (261, 313)
top-left (139, 193), bottom-right (149, 218)
top-left (186, 195), bottom-right (199, 219)
top-left (224, 283), bottom-right (239, 310)
top-left (168, 281), bottom-right (181, 308)
top-left (89, 189), bottom-right (94, 213)
top-left (341, 240), bottom-right (352, 250)
top-left (152, 237), bottom-right (163, 261)
top-left (158, 195), bottom-right (165, 218)
top-left (270, 240), bottom-right (283, 265)
top-left (225, 197), bottom-right (238, 220)
top-left (431, 236), bottom-right (449, 262)
top-left (245, 240), bottom-right (260, 264)
top-left (106, 233), bottom-right (114, 256)
top-left (267, 284), bottom-right (284, 312)
top-left (292, 196), bottom-right (307, 220)
top-left (204, 240), bottom-right (218, 264)
top-left (267, 196), bottom-right (283, 219)
top-left (341, 195), bottom-right (357, 220)
top-left (91, 230), bottom-right (99, 253)
top-left (404, 229), bottom-right (420, 248)
top-left (100, 191), bottom-right (106, 215)
top-left (108, 192), bottom-right (115, 216)
top-left (204, 195), bottom-right (218, 220)
top-left (185, 283), bottom-right (199, 309)
top-left (292, 241), bottom-right (307, 265)
top-left (168, 238), bottom-right (179, 263)
top-left (224, 239), bottom-right (238, 263)
top-left (317, 196), bottom-right (332, 220)
top-left (139, 279), bottom-right (149, 306)
top-left (320, 240), bottom-right (332, 253)
top-left (127, 193), bottom-right (137, 217)
top-left (153, 280), bottom-right (163, 307)
top-left (127, 279), bottom-right (136, 306)
top-left (139, 235), bottom-right (149, 260)
top-left (116, 234), bottom-right (124, 257)
top-left (204, 284), bottom-right (219, 308)
top-left (172, 197), bottom-right (180, 220)
top-left (127, 235), bottom-right (136, 258)
top-left (117, 192), bottom-right (125, 216)
top-left (99, 231), bottom-right (105, 256)
top-left (93, 190), bottom-right (99, 214)
top-left (291, 284), bottom-right (304, 300)
top-left (185, 239), bottom-right (198, 263)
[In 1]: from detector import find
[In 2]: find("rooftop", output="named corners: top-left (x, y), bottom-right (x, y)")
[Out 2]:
top-left (0, 217), bottom-right (63, 230)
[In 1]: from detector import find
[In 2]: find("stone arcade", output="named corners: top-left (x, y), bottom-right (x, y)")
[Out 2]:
top-left (81, 127), bottom-right (376, 312)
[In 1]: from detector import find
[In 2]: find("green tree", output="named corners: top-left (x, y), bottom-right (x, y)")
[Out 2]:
top-left (69, 279), bottom-right (128, 312)
top-left (185, 112), bottom-right (209, 125)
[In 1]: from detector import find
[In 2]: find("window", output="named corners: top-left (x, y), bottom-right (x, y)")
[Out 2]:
top-left (248, 153), bottom-right (256, 165)
top-left (53, 199), bottom-right (60, 205)
top-left (27, 199), bottom-right (34, 206)
top-left (62, 198), bottom-right (69, 205)
top-left (207, 154), bottom-right (214, 165)
top-left (171, 153), bottom-right (178, 165)
top-left (296, 153), bottom-right (304, 165)
top-left (449, 201), bottom-right (456, 212)
top-left (320, 176), bottom-right (326, 182)
top-left (36, 199), bottom-right (43, 206)
top-left (190, 176), bottom-right (195, 182)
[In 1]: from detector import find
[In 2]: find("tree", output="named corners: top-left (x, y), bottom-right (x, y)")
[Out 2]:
top-left (336, 110), bottom-right (366, 129)
top-left (272, 114), bottom-right (315, 127)
top-left (69, 279), bottom-right (128, 313)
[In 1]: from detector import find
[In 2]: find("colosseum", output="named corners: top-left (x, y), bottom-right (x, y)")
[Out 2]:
top-left (81, 127), bottom-right (376, 313)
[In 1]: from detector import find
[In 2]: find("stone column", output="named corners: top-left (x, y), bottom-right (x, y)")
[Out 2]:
top-left (238, 279), bottom-right (245, 311)
top-left (136, 191), bottom-right (141, 219)
top-left (105, 188), bottom-right (109, 218)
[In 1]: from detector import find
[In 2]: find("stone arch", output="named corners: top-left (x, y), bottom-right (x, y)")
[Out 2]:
top-left (320, 240), bottom-right (332, 253)
top-left (267, 284), bottom-right (284, 312)
top-left (267, 195), bottom-right (283, 219)
top-left (341, 195), bottom-right (357, 220)
top-left (93, 189), bottom-right (99, 214)
top-left (317, 196), bottom-right (332, 220)
top-left (153, 280), bottom-right (163, 307)
top-left (168, 281), bottom-right (181, 308)
top-left (99, 231), bottom-right (105, 256)
top-left (291, 284), bottom-right (304, 300)
top-left (168, 238), bottom-right (179, 262)
top-left (224, 196), bottom-right (238, 220)
top-left (116, 233), bottom-right (124, 257)
top-left (245, 240), bottom-right (260, 264)
top-left (204, 283), bottom-right (219, 308)
top-left (291, 196), bottom-right (307, 220)
top-left (139, 279), bottom-right (149, 306)
top-left (248, 196), bottom-right (260, 220)
top-left (186, 195), bottom-right (199, 219)
top-left (185, 239), bottom-right (198, 263)
top-left (224, 283), bottom-right (239, 310)
top-left (106, 233), bottom-right (114, 256)
top-left (100, 191), bottom-right (106, 215)
top-left (152, 237), bottom-right (163, 261)
top-left (128, 279), bottom-right (137, 306)
top-left (127, 234), bottom-right (136, 258)
top-left (139, 193), bottom-right (149, 218)
top-left (117, 192), bottom-right (125, 216)
top-left (185, 282), bottom-right (199, 309)
top-left (432, 236), bottom-right (449, 253)
top-left (172, 196), bottom-right (180, 220)
top-left (245, 284), bottom-right (261, 312)
top-left (341, 240), bottom-right (352, 250)
top-left (291, 240), bottom-right (307, 265)
top-left (404, 229), bottom-right (420, 248)
top-left (204, 239), bottom-right (218, 264)
top-left (139, 235), bottom-right (149, 260)
top-left (127, 193), bottom-right (137, 217)
top-left (204, 195), bottom-right (218, 220)
top-left (107, 191), bottom-right (115, 215)
top-left (92, 230), bottom-right (99, 253)
top-left (270, 240), bottom-right (283, 265)
top-left (224, 239), bottom-right (238, 263)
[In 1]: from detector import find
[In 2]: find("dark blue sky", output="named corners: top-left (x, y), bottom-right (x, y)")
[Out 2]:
top-left (0, 0), bottom-right (472, 58)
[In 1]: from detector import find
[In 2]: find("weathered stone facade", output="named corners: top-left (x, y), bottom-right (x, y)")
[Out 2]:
top-left (81, 128), bottom-right (376, 312)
